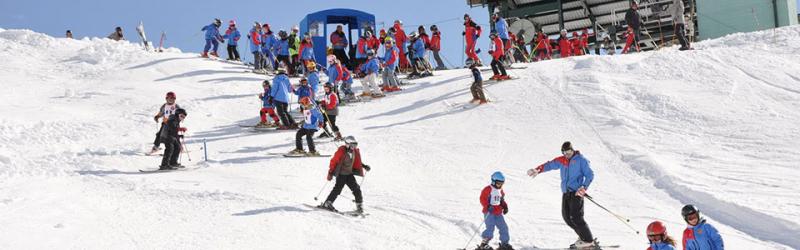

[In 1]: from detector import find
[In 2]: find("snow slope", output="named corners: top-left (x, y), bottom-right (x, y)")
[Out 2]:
top-left (0, 26), bottom-right (798, 249)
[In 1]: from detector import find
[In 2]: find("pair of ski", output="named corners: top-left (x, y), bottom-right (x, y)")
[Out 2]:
top-left (459, 244), bottom-right (619, 250)
top-left (138, 165), bottom-right (190, 173)
top-left (303, 204), bottom-right (368, 218)
top-left (267, 152), bottom-right (331, 158)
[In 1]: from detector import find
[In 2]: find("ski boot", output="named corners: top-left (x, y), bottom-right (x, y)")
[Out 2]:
top-left (158, 165), bottom-right (176, 170)
top-left (570, 239), bottom-right (596, 249)
top-left (371, 92), bottom-right (385, 98)
top-left (201, 52), bottom-right (209, 58)
top-left (170, 163), bottom-right (185, 169)
top-left (499, 75), bottom-right (511, 80)
top-left (287, 148), bottom-right (306, 155)
top-left (306, 150), bottom-right (321, 157)
top-left (469, 98), bottom-right (481, 104)
top-left (209, 52), bottom-right (219, 57)
top-left (497, 243), bottom-right (514, 250)
top-left (334, 132), bottom-right (343, 141)
top-left (317, 132), bottom-right (332, 139)
top-left (355, 203), bottom-right (364, 214)
top-left (474, 239), bottom-right (493, 250)
top-left (318, 201), bottom-right (337, 212)
top-left (479, 99), bottom-right (489, 105)
top-left (360, 91), bottom-right (372, 97)
top-left (255, 121), bottom-right (270, 128)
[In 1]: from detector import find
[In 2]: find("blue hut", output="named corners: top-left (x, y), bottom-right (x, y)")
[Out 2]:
top-left (299, 8), bottom-right (376, 67)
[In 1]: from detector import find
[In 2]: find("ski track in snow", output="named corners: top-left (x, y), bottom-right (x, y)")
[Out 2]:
top-left (1, 26), bottom-right (799, 249)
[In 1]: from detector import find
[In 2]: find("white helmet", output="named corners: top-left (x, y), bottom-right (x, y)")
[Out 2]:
top-left (344, 136), bottom-right (357, 146)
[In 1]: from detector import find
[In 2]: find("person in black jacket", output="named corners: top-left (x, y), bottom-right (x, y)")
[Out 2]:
top-left (159, 108), bottom-right (187, 170)
top-left (624, 1), bottom-right (641, 50)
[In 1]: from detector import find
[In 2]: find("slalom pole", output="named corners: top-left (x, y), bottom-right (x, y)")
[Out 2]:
top-left (585, 194), bottom-right (639, 234)
top-left (459, 213), bottom-right (490, 250)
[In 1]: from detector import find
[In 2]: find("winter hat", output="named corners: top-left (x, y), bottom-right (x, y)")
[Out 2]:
top-left (561, 141), bottom-right (573, 152)
top-left (262, 79), bottom-right (270, 86)
top-left (166, 91), bottom-right (176, 99)
top-left (175, 108), bottom-right (187, 116)
top-left (229, 20), bottom-right (236, 26)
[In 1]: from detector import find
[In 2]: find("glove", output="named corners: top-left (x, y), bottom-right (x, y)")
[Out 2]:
top-left (576, 187), bottom-right (587, 197)
top-left (153, 115), bottom-right (160, 123)
top-left (326, 174), bottom-right (333, 181)
top-left (178, 134), bottom-right (184, 139)
top-left (178, 127), bottom-right (187, 132)
top-left (363, 164), bottom-right (371, 172)
top-left (462, 31), bottom-right (466, 36)
top-left (527, 165), bottom-right (543, 178)
top-left (502, 203), bottom-right (509, 215)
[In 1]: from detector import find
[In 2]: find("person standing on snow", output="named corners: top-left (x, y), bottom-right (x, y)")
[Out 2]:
top-left (257, 80), bottom-right (281, 128)
top-left (621, 26), bottom-right (640, 54)
top-left (201, 18), bottom-right (225, 58)
top-left (681, 205), bottom-right (724, 250)
top-left (381, 37), bottom-right (401, 92)
top-left (275, 30), bottom-right (293, 76)
top-left (320, 136), bottom-right (371, 213)
top-left (108, 26), bottom-right (125, 41)
top-left (305, 61), bottom-right (321, 97)
top-left (464, 14), bottom-right (482, 66)
top-left (476, 171), bottom-right (514, 250)
top-left (571, 31), bottom-right (585, 56)
top-left (222, 20), bottom-right (241, 61)
top-left (354, 32), bottom-right (369, 72)
top-left (625, 1), bottom-right (642, 50)
top-left (408, 32), bottom-right (432, 78)
top-left (269, 66), bottom-right (297, 129)
top-left (293, 78), bottom-right (315, 112)
top-left (288, 26), bottom-right (301, 75)
top-left (248, 22), bottom-right (264, 73)
top-left (393, 20), bottom-right (409, 71)
top-left (556, 29), bottom-right (572, 58)
top-left (670, 0), bottom-right (691, 50)
top-left (150, 92), bottom-right (181, 155)
top-left (359, 49), bottom-right (384, 98)
top-left (287, 97), bottom-right (323, 156)
top-left (646, 221), bottom-right (677, 250)
top-left (261, 24), bottom-right (277, 71)
top-left (317, 83), bottom-right (342, 140)
top-left (489, 32), bottom-right (510, 81)
top-left (533, 31), bottom-right (552, 61)
top-left (527, 141), bottom-right (596, 248)
top-left (158, 108), bottom-right (187, 170)
top-left (492, 12), bottom-right (510, 57)
top-left (429, 25), bottom-right (447, 70)
top-left (469, 63), bottom-right (487, 104)
top-left (298, 34), bottom-right (316, 75)
top-left (330, 25), bottom-right (350, 69)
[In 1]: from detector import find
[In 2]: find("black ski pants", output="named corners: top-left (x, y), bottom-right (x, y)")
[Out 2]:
top-left (227, 45), bottom-right (240, 60)
top-left (295, 128), bottom-right (316, 152)
top-left (277, 55), bottom-right (293, 75)
top-left (333, 49), bottom-right (350, 69)
top-left (153, 124), bottom-right (164, 148)
top-left (326, 174), bottom-right (363, 204)
top-left (491, 57), bottom-right (507, 76)
top-left (252, 52), bottom-right (263, 70)
top-left (675, 23), bottom-right (690, 49)
top-left (323, 114), bottom-right (339, 133)
top-left (160, 137), bottom-right (181, 167)
top-left (562, 192), bottom-right (594, 242)
top-left (274, 101), bottom-right (295, 127)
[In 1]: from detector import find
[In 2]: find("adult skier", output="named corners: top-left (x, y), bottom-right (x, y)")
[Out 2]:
top-left (492, 12), bottom-right (510, 56)
top-left (647, 221), bottom-right (677, 250)
top-left (330, 25), bottom-right (350, 69)
top-left (476, 171), bottom-right (513, 250)
top-left (429, 25), bottom-right (447, 70)
top-left (681, 205), bottom-right (724, 250)
top-left (527, 141), bottom-right (596, 248)
top-left (269, 67), bottom-right (297, 129)
top-left (354, 32), bottom-right (369, 71)
top-left (201, 18), bottom-right (224, 58)
top-left (319, 136), bottom-right (371, 213)
top-left (464, 15), bottom-right (482, 66)
top-left (222, 20), bottom-right (241, 61)
top-left (625, 1), bottom-right (642, 50)
top-left (288, 26), bottom-right (301, 75)
top-left (489, 32), bottom-right (510, 80)
top-left (261, 24), bottom-right (277, 71)
top-left (150, 92), bottom-right (181, 155)
top-left (276, 30), bottom-right (293, 75)
top-left (158, 108), bottom-right (187, 170)
top-left (393, 20), bottom-right (409, 71)
top-left (287, 97), bottom-right (323, 156)
top-left (670, 0), bottom-right (691, 50)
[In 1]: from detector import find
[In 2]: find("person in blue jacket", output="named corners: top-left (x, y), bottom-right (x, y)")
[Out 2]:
top-left (275, 30), bottom-right (293, 75)
top-left (293, 78), bottom-right (314, 111)
top-left (261, 24), bottom-right (277, 71)
top-left (527, 141), bottom-right (596, 248)
top-left (248, 22), bottom-right (264, 73)
top-left (647, 221), bottom-right (677, 250)
top-left (269, 67), bottom-right (297, 129)
top-left (305, 61), bottom-right (321, 97)
top-left (288, 97), bottom-right (324, 156)
top-left (411, 32), bottom-right (432, 77)
top-left (201, 18), bottom-right (224, 58)
top-left (222, 20), bottom-right (241, 61)
top-left (492, 13), bottom-right (510, 54)
top-left (681, 205), bottom-right (724, 250)
top-left (359, 49), bottom-right (383, 97)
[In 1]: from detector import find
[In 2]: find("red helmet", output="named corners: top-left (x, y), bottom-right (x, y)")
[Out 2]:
top-left (647, 221), bottom-right (667, 236)
top-left (299, 96), bottom-right (312, 106)
top-left (166, 92), bottom-right (176, 99)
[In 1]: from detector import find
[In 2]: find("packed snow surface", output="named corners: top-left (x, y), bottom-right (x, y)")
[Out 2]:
top-left (1, 26), bottom-right (799, 249)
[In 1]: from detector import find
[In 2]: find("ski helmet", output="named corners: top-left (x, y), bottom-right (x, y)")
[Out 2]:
top-left (324, 82), bottom-right (333, 89)
top-left (299, 96), bottom-right (312, 106)
top-left (681, 204), bottom-right (700, 223)
top-left (300, 78), bottom-right (308, 84)
top-left (364, 30), bottom-right (372, 37)
top-left (384, 37), bottom-right (394, 45)
top-left (430, 25), bottom-right (438, 31)
top-left (489, 31), bottom-right (498, 38)
top-left (491, 171), bottom-right (505, 183)
top-left (344, 136), bottom-right (357, 146)
top-left (646, 221), bottom-right (668, 242)
top-left (408, 31), bottom-right (418, 39)
top-left (561, 141), bottom-right (573, 152)
top-left (278, 30), bottom-right (287, 38)
top-left (166, 92), bottom-right (176, 99)
top-left (326, 55), bottom-right (337, 65)
top-left (214, 18), bottom-right (222, 26)
top-left (175, 108), bottom-right (187, 116)
top-left (394, 20), bottom-right (402, 25)
top-left (305, 60), bottom-right (317, 71)
top-left (366, 49), bottom-right (375, 57)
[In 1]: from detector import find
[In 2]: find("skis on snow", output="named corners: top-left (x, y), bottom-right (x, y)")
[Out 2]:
top-left (302, 204), bottom-right (368, 218)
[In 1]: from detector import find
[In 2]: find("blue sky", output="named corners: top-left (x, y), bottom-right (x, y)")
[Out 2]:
top-left (0, 0), bottom-right (494, 67)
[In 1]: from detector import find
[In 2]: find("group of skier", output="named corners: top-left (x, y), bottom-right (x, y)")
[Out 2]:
top-left (473, 141), bottom-right (723, 250)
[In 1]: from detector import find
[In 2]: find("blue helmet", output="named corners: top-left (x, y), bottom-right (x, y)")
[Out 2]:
top-left (491, 171), bottom-right (505, 183)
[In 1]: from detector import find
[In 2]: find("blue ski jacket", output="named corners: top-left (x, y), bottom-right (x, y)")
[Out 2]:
top-left (682, 220), bottom-right (724, 250)
top-left (361, 58), bottom-right (380, 74)
top-left (539, 151), bottom-right (594, 193)
top-left (202, 24), bottom-right (222, 41)
top-left (276, 38), bottom-right (290, 56)
top-left (301, 107), bottom-right (323, 130)
top-left (413, 39), bottom-right (426, 59)
top-left (223, 28), bottom-right (241, 45)
top-left (495, 18), bottom-right (509, 40)
top-left (269, 74), bottom-right (292, 103)
top-left (307, 71), bottom-right (320, 94)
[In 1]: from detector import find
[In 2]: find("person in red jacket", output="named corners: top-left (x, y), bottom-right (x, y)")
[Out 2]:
top-left (581, 28), bottom-right (591, 55)
top-left (366, 28), bottom-right (380, 52)
top-left (393, 20), bottom-right (410, 71)
top-left (320, 136), bottom-right (371, 213)
top-left (429, 25), bottom-right (447, 70)
top-left (534, 31), bottom-right (552, 61)
top-left (571, 31), bottom-right (584, 56)
top-left (476, 171), bottom-right (513, 250)
top-left (317, 83), bottom-right (342, 140)
top-left (489, 32), bottom-right (510, 80)
top-left (464, 14), bottom-right (482, 66)
top-left (557, 29), bottom-right (572, 58)
top-left (622, 26), bottom-right (640, 54)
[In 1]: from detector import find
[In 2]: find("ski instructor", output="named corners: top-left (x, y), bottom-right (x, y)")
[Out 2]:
top-left (527, 141), bottom-right (596, 248)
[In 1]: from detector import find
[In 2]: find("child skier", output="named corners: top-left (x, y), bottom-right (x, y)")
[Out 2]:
top-left (305, 61), bottom-right (321, 96)
top-left (489, 32), bottom-right (510, 80)
top-left (469, 63), bottom-right (488, 104)
top-left (158, 108), bottom-right (187, 170)
top-left (288, 97), bottom-right (323, 156)
top-left (201, 18), bottom-right (224, 58)
top-left (222, 20), bottom-right (241, 61)
top-left (381, 37), bottom-right (401, 92)
top-left (622, 26), bottom-right (640, 54)
top-left (340, 65), bottom-right (356, 100)
top-left (320, 136), bottom-right (371, 213)
top-left (477, 171), bottom-right (513, 250)
top-left (150, 92), bottom-right (181, 155)
top-left (298, 35), bottom-right (315, 75)
top-left (359, 49), bottom-right (383, 97)
top-left (257, 80), bottom-right (280, 128)
top-left (293, 78), bottom-right (314, 111)
top-left (249, 22), bottom-right (264, 73)
top-left (317, 83), bottom-right (341, 140)
top-left (681, 205), bottom-right (724, 250)
top-left (647, 221), bottom-right (677, 250)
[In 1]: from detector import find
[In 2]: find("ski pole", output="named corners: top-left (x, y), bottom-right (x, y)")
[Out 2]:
top-left (584, 194), bottom-right (639, 234)
top-left (460, 213), bottom-right (490, 250)
top-left (313, 180), bottom-right (330, 201)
